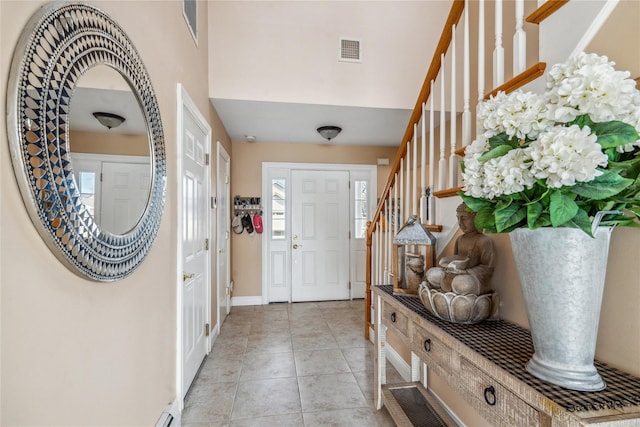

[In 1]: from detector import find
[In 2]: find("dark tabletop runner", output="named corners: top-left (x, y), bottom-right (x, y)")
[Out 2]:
top-left (377, 285), bottom-right (640, 412)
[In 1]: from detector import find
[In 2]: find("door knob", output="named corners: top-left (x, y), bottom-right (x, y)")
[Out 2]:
top-left (183, 272), bottom-right (195, 281)
top-left (292, 243), bottom-right (302, 249)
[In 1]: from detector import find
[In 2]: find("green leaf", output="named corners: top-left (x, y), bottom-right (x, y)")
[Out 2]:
top-left (563, 208), bottom-right (592, 236)
top-left (550, 190), bottom-right (579, 226)
top-left (591, 121), bottom-right (640, 149)
top-left (488, 133), bottom-right (512, 149)
top-left (475, 207), bottom-right (497, 232)
top-left (570, 114), bottom-right (595, 128)
top-left (608, 156), bottom-right (640, 180)
top-left (571, 170), bottom-right (634, 200)
top-left (627, 206), bottom-right (640, 218)
top-left (533, 213), bottom-right (552, 229)
top-left (459, 194), bottom-right (494, 212)
top-left (495, 201), bottom-right (526, 232)
top-left (478, 144), bottom-right (513, 162)
top-left (526, 202), bottom-right (543, 229)
top-left (526, 202), bottom-right (551, 230)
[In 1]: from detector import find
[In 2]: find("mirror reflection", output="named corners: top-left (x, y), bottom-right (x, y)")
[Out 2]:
top-left (69, 65), bottom-right (151, 235)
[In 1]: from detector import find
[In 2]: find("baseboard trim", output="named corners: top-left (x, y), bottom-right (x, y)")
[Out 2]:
top-left (385, 343), bottom-right (412, 382)
top-left (155, 399), bottom-right (180, 427)
top-left (231, 295), bottom-right (262, 306)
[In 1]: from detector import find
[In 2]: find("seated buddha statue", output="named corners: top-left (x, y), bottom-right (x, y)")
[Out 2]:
top-left (424, 203), bottom-right (494, 295)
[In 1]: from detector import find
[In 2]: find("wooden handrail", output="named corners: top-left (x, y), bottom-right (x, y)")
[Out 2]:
top-left (526, 0), bottom-right (569, 24)
top-left (484, 62), bottom-right (546, 99)
top-left (364, 0), bottom-right (464, 340)
top-left (368, 0), bottom-right (465, 236)
top-left (433, 186), bottom-right (463, 199)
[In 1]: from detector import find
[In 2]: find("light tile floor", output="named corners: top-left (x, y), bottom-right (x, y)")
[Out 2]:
top-left (182, 299), bottom-right (402, 427)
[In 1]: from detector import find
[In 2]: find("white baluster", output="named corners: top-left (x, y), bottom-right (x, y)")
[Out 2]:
top-left (463, 0), bottom-right (471, 147)
top-left (382, 199), bottom-right (391, 283)
top-left (389, 198), bottom-right (394, 284)
top-left (399, 161), bottom-right (404, 225)
top-left (438, 54), bottom-right (447, 191)
top-left (420, 103), bottom-right (427, 222)
top-left (478, 0), bottom-right (485, 103)
top-left (405, 147), bottom-right (411, 221)
top-left (493, 0), bottom-right (504, 87)
top-left (513, 0), bottom-right (526, 75)
top-left (377, 221), bottom-right (382, 285)
top-left (413, 124), bottom-right (418, 216)
top-left (449, 24), bottom-right (458, 189)
top-left (428, 81), bottom-right (436, 225)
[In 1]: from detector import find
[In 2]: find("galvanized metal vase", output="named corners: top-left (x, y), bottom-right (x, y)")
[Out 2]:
top-left (509, 227), bottom-right (613, 391)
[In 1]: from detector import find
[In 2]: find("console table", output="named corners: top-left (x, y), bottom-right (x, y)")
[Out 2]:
top-left (373, 285), bottom-right (640, 426)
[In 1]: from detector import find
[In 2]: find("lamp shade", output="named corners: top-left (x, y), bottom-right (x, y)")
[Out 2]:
top-left (317, 125), bottom-right (342, 141)
top-left (93, 112), bottom-right (125, 129)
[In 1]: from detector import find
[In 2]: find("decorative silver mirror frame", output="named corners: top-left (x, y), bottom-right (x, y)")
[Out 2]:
top-left (6, 2), bottom-right (166, 281)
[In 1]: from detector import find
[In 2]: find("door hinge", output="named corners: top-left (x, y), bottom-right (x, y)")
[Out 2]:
top-left (205, 238), bottom-right (209, 250)
top-left (348, 281), bottom-right (351, 290)
top-left (205, 323), bottom-right (210, 337)
top-left (225, 175), bottom-right (229, 184)
top-left (349, 231), bottom-right (351, 239)
top-left (211, 196), bottom-right (216, 209)
top-left (205, 153), bottom-right (210, 165)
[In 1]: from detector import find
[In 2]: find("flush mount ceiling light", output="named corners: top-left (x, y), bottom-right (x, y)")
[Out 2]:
top-left (317, 125), bottom-right (342, 142)
top-left (93, 112), bottom-right (126, 129)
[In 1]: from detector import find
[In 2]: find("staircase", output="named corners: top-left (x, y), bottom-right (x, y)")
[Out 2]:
top-left (364, 0), bottom-right (630, 339)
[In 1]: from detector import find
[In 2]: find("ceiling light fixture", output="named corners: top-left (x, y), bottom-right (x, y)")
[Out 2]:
top-left (317, 125), bottom-right (342, 142)
top-left (92, 112), bottom-right (126, 129)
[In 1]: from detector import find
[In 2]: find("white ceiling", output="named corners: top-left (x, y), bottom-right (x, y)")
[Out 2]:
top-left (207, 1), bottom-right (453, 147)
top-left (70, 87), bottom-right (147, 135)
top-left (211, 98), bottom-right (412, 146)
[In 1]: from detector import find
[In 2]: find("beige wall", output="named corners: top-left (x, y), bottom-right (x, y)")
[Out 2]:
top-left (587, 0), bottom-right (640, 80)
top-left (208, 1), bottom-right (452, 109)
top-left (70, 130), bottom-right (149, 156)
top-left (0, 1), bottom-right (229, 425)
top-left (230, 141), bottom-right (396, 298)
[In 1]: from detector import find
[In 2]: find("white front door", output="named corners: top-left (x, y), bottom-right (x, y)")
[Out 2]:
top-left (101, 161), bottom-right (150, 234)
top-left (291, 169), bottom-right (350, 302)
top-left (179, 87), bottom-right (211, 398)
top-left (216, 142), bottom-right (231, 326)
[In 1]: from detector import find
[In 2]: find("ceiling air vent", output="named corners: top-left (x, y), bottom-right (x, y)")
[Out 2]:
top-left (339, 37), bottom-right (361, 63)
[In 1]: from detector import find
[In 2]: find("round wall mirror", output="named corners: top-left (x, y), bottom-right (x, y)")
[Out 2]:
top-left (69, 65), bottom-right (151, 235)
top-left (6, 2), bottom-right (166, 281)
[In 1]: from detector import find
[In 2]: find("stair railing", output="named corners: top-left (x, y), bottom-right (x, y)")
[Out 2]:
top-left (365, 0), bottom-right (558, 339)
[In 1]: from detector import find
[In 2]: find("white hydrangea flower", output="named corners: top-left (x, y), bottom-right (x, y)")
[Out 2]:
top-left (546, 52), bottom-right (638, 123)
top-left (528, 125), bottom-right (608, 188)
top-left (462, 137), bottom-right (491, 198)
top-left (495, 148), bottom-right (536, 195)
top-left (477, 91), bottom-right (551, 140)
top-left (616, 90), bottom-right (640, 153)
top-left (462, 138), bottom-right (534, 199)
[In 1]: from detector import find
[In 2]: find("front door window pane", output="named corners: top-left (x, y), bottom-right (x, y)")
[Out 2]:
top-left (272, 178), bottom-right (286, 239)
top-left (354, 180), bottom-right (368, 239)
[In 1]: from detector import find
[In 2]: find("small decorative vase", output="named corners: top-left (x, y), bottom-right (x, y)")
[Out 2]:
top-left (509, 227), bottom-right (613, 391)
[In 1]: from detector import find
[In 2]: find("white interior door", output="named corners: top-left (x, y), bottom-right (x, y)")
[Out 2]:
top-left (101, 162), bottom-right (150, 234)
top-left (216, 142), bottom-right (231, 326)
top-left (291, 170), bottom-right (350, 302)
top-left (180, 92), bottom-right (210, 398)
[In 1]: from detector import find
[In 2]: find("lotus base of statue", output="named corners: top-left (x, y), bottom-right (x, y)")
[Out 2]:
top-left (418, 283), bottom-right (497, 324)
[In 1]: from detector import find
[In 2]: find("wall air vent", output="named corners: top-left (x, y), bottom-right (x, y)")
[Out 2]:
top-left (339, 37), bottom-right (361, 63)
